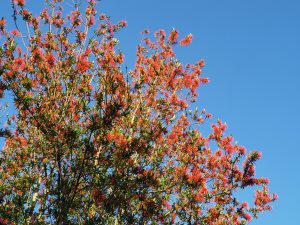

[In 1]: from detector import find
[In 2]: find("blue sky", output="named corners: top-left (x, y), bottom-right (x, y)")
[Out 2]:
top-left (1, 0), bottom-right (299, 224)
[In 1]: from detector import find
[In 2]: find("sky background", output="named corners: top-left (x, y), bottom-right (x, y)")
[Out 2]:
top-left (1, 0), bottom-right (300, 224)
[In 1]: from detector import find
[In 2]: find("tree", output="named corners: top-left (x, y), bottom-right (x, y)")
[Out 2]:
top-left (0, 0), bottom-right (277, 224)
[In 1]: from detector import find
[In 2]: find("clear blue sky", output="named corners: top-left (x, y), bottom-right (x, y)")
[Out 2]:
top-left (1, 0), bottom-right (299, 224)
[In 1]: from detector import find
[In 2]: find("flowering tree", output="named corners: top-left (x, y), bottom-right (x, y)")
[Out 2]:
top-left (0, 0), bottom-right (277, 224)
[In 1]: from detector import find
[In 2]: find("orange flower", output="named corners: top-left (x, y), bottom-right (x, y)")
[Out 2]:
top-left (45, 53), bottom-right (56, 65)
top-left (0, 19), bottom-right (6, 27)
top-left (179, 34), bottom-right (193, 46)
top-left (168, 29), bottom-right (179, 44)
top-left (10, 29), bottom-right (20, 36)
top-left (14, 0), bottom-right (25, 6)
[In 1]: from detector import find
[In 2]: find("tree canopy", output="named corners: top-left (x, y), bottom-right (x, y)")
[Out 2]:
top-left (0, 0), bottom-right (277, 224)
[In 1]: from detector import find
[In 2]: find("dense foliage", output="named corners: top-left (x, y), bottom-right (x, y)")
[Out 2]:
top-left (0, 0), bottom-right (277, 224)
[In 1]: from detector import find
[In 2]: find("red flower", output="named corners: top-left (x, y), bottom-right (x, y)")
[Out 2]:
top-left (168, 133), bottom-right (177, 140)
top-left (168, 29), bottom-right (179, 44)
top-left (14, 0), bottom-right (25, 6)
top-left (45, 53), bottom-right (56, 65)
top-left (87, 16), bottom-right (95, 26)
top-left (179, 34), bottom-right (193, 46)
top-left (99, 14), bottom-right (108, 20)
top-left (243, 213), bottom-right (252, 221)
top-left (0, 19), bottom-right (6, 27)
top-left (76, 56), bottom-right (91, 72)
top-left (241, 202), bottom-right (249, 208)
top-left (22, 9), bottom-right (30, 17)
top-left (13, 58), bottom-right (26, 71)
top-left (73, 114), bottom-right (80, 122)
top-left (163, 201), bottom-right (172, 210)
top-left (200, 77), bottom-right (209, 84)
top-left (10, 29), bottom-right (20, 36)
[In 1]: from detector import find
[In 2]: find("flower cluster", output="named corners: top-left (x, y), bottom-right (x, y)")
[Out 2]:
top-left (0, 0), bottom-right (277, 224)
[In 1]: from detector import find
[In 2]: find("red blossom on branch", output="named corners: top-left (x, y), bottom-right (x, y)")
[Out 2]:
top-left (0, 1), bottom-right (277, 224)
top-left (179, 33), bottom-right (193, 46)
